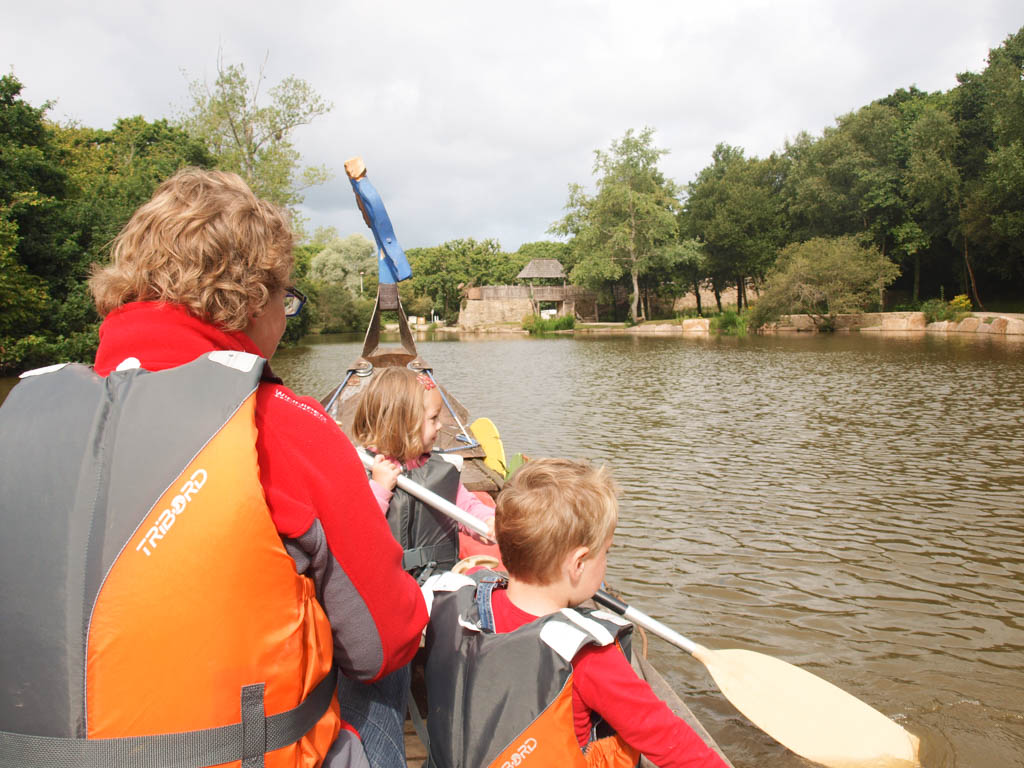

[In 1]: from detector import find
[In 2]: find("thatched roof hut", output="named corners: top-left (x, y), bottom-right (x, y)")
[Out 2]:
top-left (516, 259), bottom-right (566, 281)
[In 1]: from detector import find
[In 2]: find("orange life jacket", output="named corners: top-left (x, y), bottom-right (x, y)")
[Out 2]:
top-left (0, 351), bottom-right (339, 768)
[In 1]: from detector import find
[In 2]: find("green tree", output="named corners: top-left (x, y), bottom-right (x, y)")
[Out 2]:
top-left (313, 283), bottom-right (374, 334)
top-left (903, 100), bottom-right (968, 303)
top-left (179, 54), bottom-right (332, 219)
top-left (752, 236), bottom-right (900, 328)
top-left (309, 233), bottom-right (376, 293)
top-left (551, 127), bottom-right (679, 322)
top-left (783, 91), bottom-right (951, 302)
top-left (310, 225), bottom-right (340, 247)
top-left (465, 238), bottom-right (520, 286)
top-left (684, 145), bottom-right (786, 310)
top-left (291, 242), bottom-right (320, 281)
top-left (0, 214), bottom-right (50, 336)
top-left (959, 28), bottom-right (1024, 293)
top-left (55, 116), bottom-right (213, 268)
top-left (406, 238), bottom-right (512, 320)
top-left (782, 129), bottom-right (864, 240)
top-left (0, 74), bottom-right (75, 295)
top-left (666, 237), bottom-right (710, 315)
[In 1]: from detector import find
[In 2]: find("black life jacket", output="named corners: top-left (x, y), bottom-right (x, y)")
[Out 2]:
top-left (421, 570), bottom-right (639, 768)
top-left (0, 352), bottom-right (339, 768)
top-left (378, 453), bottom-right (461, 577)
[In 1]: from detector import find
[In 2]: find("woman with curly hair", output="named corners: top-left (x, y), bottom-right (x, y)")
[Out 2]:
top-left (0, 168), bottom-right (425, 768)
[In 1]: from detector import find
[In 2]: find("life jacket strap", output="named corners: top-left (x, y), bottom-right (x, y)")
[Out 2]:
top-left (402, 543), bottom-right (454, 573)
top-left (0, 668), bottom-right (337, 768)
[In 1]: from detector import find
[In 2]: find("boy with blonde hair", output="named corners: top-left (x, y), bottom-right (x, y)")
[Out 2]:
top-left (422, 458), bottom-right (728, 768)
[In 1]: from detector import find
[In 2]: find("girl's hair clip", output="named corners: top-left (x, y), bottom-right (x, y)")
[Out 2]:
top-left (417, 372), bottom-right (437, 390)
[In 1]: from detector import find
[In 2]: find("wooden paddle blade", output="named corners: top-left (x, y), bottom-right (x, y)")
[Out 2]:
top-left (695, 648), bottom-right (920, 768)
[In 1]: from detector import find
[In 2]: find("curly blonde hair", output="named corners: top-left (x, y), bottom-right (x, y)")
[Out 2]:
top-left (496, 458), bottom-right (619, 585)
top-left (352, 367), bottom-right (431, 461)
top-left (89, 168), bottom-right (294, 330)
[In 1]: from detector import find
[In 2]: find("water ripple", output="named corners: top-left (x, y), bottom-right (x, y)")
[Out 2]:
top-left (274, 332), bottom-right (1024, 768)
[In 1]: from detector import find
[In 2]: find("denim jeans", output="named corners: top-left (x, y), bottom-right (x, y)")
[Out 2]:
top-left (336, 663), bottom-right (411, 768)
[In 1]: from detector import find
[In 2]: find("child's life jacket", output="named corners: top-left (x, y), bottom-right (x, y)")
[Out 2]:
top-left (422, 570), bottom-right (640, 768)
top-left (0, 351), bottom-right (339, 768)
top-left (373, 452), bottom-right (461, 577)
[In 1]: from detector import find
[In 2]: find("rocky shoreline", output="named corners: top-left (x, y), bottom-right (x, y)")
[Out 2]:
top-left (770, 311), bottom-right (1024, 337)
top-left (443, 312), bottom-right (1024, 338)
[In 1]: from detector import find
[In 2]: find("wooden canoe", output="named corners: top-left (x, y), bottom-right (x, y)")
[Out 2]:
top-left (319, 293), bottom-right (503, 497)
top-left (321, 299), bottom-right (734, 767)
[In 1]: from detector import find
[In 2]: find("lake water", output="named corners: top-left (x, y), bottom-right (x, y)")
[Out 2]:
top-left (2, 330), bottom-right (1022, 766)
top-left (274, 330), bottom-right (1024, 768)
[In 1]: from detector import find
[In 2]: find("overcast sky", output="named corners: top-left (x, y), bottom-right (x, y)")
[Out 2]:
top-left (4, 1), bottom-right (1022, 251)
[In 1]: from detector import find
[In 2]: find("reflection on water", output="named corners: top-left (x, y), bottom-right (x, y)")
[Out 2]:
top-left (275, 332), bottom-right (1024, 768)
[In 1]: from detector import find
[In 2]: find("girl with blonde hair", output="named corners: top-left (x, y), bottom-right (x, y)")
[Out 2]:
top-left (342, 364), bottom-right (496, 768)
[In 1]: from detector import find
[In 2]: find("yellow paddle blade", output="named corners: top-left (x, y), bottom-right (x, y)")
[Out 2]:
top-left (470, 417), bottom-right (507, 476)
top-left (694, 647), bottom-right (920, 768)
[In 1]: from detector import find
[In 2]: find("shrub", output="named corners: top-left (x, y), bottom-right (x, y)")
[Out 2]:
top-left (919, 298), bottom-right (948, 323)
top-left (710, 309), bottom-right (748, 336)
top-left (755, 236), bottom-right (900, 328)
top-left (315, 284), bottom-right (374, 334)
top-left (522, 314), bottom-right (575, 334)
top-left (405, 294), bottom-right (435, 320)
top-left (746, 301), bottom-right (780, 330)
top-left (0, 326), bottom-right (99, 376)
top-left (921, 294), bottom-right (973, 324)
top-left (950, 294), bottom-right (973, 314)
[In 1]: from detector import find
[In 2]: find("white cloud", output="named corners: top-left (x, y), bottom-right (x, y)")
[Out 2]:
top-left (3, 0), bottom-right (1021, 250)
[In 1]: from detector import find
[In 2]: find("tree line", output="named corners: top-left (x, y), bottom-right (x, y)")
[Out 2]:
top-left (555, 27), bottom-right (1024, 324)
top-left (0, 57), bottom-right (331, 373)
top-left (276, 25), bottom-right (1024, 331)
top-left (3, 28), bottom-right (1022, 372)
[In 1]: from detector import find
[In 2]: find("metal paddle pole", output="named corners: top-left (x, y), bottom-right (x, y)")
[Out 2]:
top-left (356, 450), bottom-right (493, 541)
top-left (363, 461), bottom-right (921, 768)
top-left (594, 590), bottom-right (700, 655)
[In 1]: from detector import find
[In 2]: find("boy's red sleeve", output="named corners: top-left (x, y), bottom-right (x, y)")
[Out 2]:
top-left (573, 643), bottom-right (729, 768)
top-left (254, 384), bottom-right (427, 681)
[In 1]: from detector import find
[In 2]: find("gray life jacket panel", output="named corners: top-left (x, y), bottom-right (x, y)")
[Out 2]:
top-left (0, 352), bottom-right (337, 768)
top-left (383, 454), bottom-right (461, 576)
top-left (421, 570), bottom-right (634, 768)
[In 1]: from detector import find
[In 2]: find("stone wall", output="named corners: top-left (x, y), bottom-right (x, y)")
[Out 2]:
top-left (921, 315), bottom-right (1024, 336)
top-left (458, 297), bottom-right (534, 327)
top-left (627, 318), bottom-right (710, 334)
top-left (572, 318), bottom-right (711, 335)
top-left (459, 284), bottom-right (598, 327)
top-left (770, 312), bottom-right (1023, 336)
top-left (774, 311), bottom-right (925, 331)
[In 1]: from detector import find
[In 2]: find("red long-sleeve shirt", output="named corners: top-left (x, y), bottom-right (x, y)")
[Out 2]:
top-left (490, 588), bottom-right (729, 768)
top-left (94, 302), bottom-right (428, 689)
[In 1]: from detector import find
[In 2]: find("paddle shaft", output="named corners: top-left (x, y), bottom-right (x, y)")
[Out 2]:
top-left (355, 449), bottom-right (919, 766)
top-left (357, 451), bottom-right (693, 652)
top-left (594, 590), bottom-right (700, 655)
top-left (356, 450), bottom-right (494, 541)
top-left (357, 452), bottom-right (693, 650)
